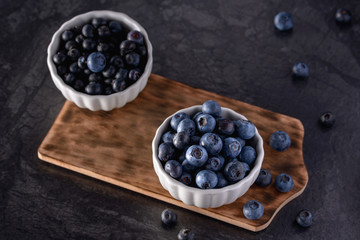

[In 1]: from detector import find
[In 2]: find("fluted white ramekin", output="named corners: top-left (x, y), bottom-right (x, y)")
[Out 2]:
top-left (152, 106), bottom-right (264, 208)
top-left (47, 10), bottom-right (153, 111)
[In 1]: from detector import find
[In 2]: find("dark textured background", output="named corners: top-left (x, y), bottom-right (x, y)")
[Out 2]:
top-left (1, 0), bottom-right (359, 239)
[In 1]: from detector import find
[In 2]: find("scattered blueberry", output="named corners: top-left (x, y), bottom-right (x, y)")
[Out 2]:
top-left (239, 146), bottom-right (257, 165)
top-left (234, 119), bottom-right (255, 140)
top-left (171, 112), bottom-right (190, 130)
top-left (202, 100), bottom-right (221, 116)
top-left (165, 160), bottom-right (183, 178)
top-left (161, 209), bottom-right (177, 226)
top-left (275, 173), bottom-right (294, 192)
top-left (177, 228), bottom-right (195, 240)
top-left (158, 142), bottom-right (175, 162)
top-left (127, 30), bottom-right (144, 45)
top-left (216, 118), bottom-right (235, 136)
top-left (274, 11), bottom-right (294, 31)
top-left (177, 119), bottom-right (196, 136)
top-left (195, 170), bottom-right (218, 189)
top-left (296, 210), bottom-right (313, 227)
top-left (243, 200), bottom-right (264, 220)
top-left (222, 137), bottom-right (242, 158)
top-left (195, 113), bottom-right (216, 133)
top-left (319, 112), bottom-right (335, 128)
top-left (335, 8), bottom-right (351, 24)
top-left (87, 52), bottom-right (106, 73)
top-left (255, 169), bottom-right (273, 187)
top-left (185, 145), bottom-right (208, 167)
top-left (223, 160), bottom-right (245, 182)
top-left (173, 131), bottom-right (190, 149)
top-left (270, 131), bottom-right (291, 151)
top-left (292, 62), bottom-right (309, 79)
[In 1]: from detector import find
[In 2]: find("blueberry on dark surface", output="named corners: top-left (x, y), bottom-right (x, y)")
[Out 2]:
top-left (69, 62), bottom-right (81, 73)
top-left (202, 100), bottom-right (221, 116)
top-left (110, 55), bottom-right (124, 68)
top-left (128, 69), bottom-right (142, 82)
top-left (216, 118), bottom-right (235, 136)
top-left (185, 145), bottom-right (208, 167)
top-left (171, 112), bottom-right (190, 130)
top-left (292, 62), bottom-right (309, 79)
top-left (243, 200), bottom-right (264, 220)
top-left (164, 160), bottom-right (183, 179)
top-left (195, 113), bottom-right (216, 133)
top-left (158, 142), bottom-right (175, 162)
top-left (88, 73), bottom-right (102, 82)
top-left (222, 137), bottom-right (242, 158)
top-left (64, 73), bottom-right (76, 85)
top-left (53, 52), bottom-right (67, 64)
top-left (97, 42), bottom-right (110, 52)
top-left (215, 172), bottom-right (229, 188)
top-left (65, 40), bottom-right (78, 50)
top-left (270, 130), bottom-right (291, 151)
top-left (319, 112), bottom-right (335, 128)
top-left (84, 82), bottom-right (104, 95)
top-left (67, 48), bottom-right (80, 60)
top-left (120, 40), bottom-right (137, 56)
top-left (234, 119), bottom-right (255, 140)
top-left (179, 172), bottom-right (192, 186)
top-left (275, 173), bottom-right (294, 192)
top-left (77, 56), bottom-right (87, 69)
top-left (56, 65), bottom-right (67, 76)
top-left (161, 209), bottom-right (177, 226)
top-left (173, 131), bottom-right (190, 149)
top-left (112, 78), bottom-right (126, 92)
top-left (109, 21), bottom-right (122, 33)
top-left (177, 228), bottom-right (195, 240)
top-left (296, 210), bottom-right (313, 227)
top-left (115, 68), bottom-right (129, 81)
top-left (195, 170), bottom-right (218, 189)
top-left (127, 30), bottom-right (144, 45)
top-left (239, 146), bottom-right (257, 166)
top-left (177, 119), bottom-right (196, 136)
top-left (255, 169), bottom-right (273, 187)
top-left (335, 8), bottom-right (351, 24)
top-left (91, 17), bottom-right (107, 28)
top-left (200, 133), bottom-right (223, 155)
top-left (73, 79), bottom-right (85, 91)
top-left (87, 52), bottom-right (106, 73)
top-left (274, 11), bottom-right (294, 31)
top-left (223, 160), bottom-right (245, 182)
top-left (82, 38), bottom-right (97, 51)
top-left (125, 52), bottom-right (140, 67)
top-left (62, 30), bottom-right (74, 42)
top-left (97, 25), bottom-right (111, 38)
top-left (75, 34), bottom-right (84, 44)
top-left (204, 155), bottom-right (225, 172)
top-left (82, 24), bottom-right (95, 38)
top-left (102, 65), bottom-right (116, 78)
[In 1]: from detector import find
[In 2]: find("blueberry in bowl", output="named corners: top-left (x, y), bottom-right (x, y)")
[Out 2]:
top-left (152, 100), bottom-right (264, 208)
top-left (47, 11), bottom-right (153, 111)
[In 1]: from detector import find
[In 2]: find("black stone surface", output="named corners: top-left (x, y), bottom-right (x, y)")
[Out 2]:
top-left (1, 0), bottom-right (359, 239)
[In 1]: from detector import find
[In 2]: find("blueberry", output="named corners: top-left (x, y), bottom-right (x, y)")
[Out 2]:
top-left (88, 73), bottom-right (102, 82)
top-left (84, 68), bottom-right (91, 75)
top-left (69, 62), bottom-right (81, 73)
top-left (85, 82), bottom-right (104, 95)
top-left (215, 172), bottom-right (229, 188)
top-left (65, 40), bottom-right (78, 50)
top-left (67, 48), bottom-right (80, 60)
top-left (216, 119), bottom-right (235, 135)
top-left (158, 142), bottom-right (175, 162)
top-left (162, 131), bottom-right (175, 143)
top-left (82, 38), bottom-right (96, 51)
top-left (102, 65), bottom-right (116, 78)
top-left (53, 52), bottom-right (67, 64)
top-left (202, 100), bottom-right (221, 117)
top-left (64, 73), bottom-right (76, 85)
top-left (109, 21), bottom-right (122, 33)
top-left (179, 172), bottom-right (192, 186)
top-left (87, 52), bottom-right (106, 73)
top-left (177, 119), bottom-right (196, 136)
top-left (120, 40), bottom-right (137, 56)
top-left (195, 113), bottom-right (216, 133)
top-left (195, 170), bottom-right (218, 189)
top-left (222, 137), bottom-right (242, 158)
top-left (239, 146), bottom-right (257, 166)
top-left (92, 18), bottom-right (107, 28)
top-left (128, 69), bottom-right (142, 82)
top-left (241, 162), bottom-right (250, 175)
top-left (97, 42), bottom-right (110, 52)
top-left (75, 34), bottom-right (84, 44)
top-left (73, 79), bottom-right (85, 91)
top-left (185, 145), bottom-right (208, 167)
top-left (173, 131), bottom-right (190, 149)
top-left (127, 30), bottom-right (144, 45)
top-left (161, 209), bottom-right (177, 226)
top-left (319, 112), bottom-right (335, 128)
top-left (275, 173), bottom-right (294, 192)
top-left (110, 55), bottom-right (124, 68)
top-left (137, 45), bottom-right (147, 56)
top-left (200, 133), bottom-right (223, 155)
top-left (182, 160), bottom-right (197, 173)
top-left (274, 11), bottom-right (294, 31)
top-left (62, 30), bottom-right (74, 41)
top-left (270, 130), bottom-right (291, 151)
top-left (82, 24), bottom-right (95, 38)
top-left (165, 160), bottom-right (183, 179)
top-left (104, 86), bottom-right (114, 95)
top-left (223, 160), bottom-right (245, 182)
top-left (204, 155), bottom-right (225, 172)
top-left (98, 25), bottom-right (111, 38)
top-left (296, 210), bottom-right (313, 227)
top-left (114, 68), bottom-right (128, 81)
top-left (177, 228), bottom-right (195, 240)
top-left (125, 52), bottom-right (140, 67)
top-left (56, 65), bottom-right (67, 76)
top-left (235, 137), bottom-right (246, 148)
top-left (178, 147), bottom-right (188, 163)
top-left (190, 135), bottom-right (201, 145)
top-left (255, 169), bottom-right (273, 187)
top-left (335, 8), bottom-right (351, 24)
top-left (112, 78), bottom-right (127, 92)
top-left (234, 119), bottom-right (255, 140)
top-left (171, 112), bottom-right (190, 130)
top-left (192, 111), bottom-right (203, 121)
top-left (243, 200), bottom-right (264, 220)
top-left (77, 56), bottom-right (87, 69)
top-left (292, 62), bottom-right (309, 79)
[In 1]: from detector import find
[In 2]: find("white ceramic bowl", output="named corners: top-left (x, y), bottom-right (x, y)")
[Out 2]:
top-left (152, 106), bottom-right (264, 208)
top-left (47, 10), bottom-right (153, 111)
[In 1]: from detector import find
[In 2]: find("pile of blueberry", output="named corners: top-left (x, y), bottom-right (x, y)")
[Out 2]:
top-left (52, 17), bottom-right (147, 95)
top-left (158, 100), bottom-right (258, 190)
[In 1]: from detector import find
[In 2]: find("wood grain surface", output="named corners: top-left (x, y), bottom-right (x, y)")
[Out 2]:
top-left (38, 74), bottom-right (308, 232)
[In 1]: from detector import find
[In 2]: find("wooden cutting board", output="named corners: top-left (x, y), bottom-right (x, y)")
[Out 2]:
top-left (38, 74), bottom-right (308, 232)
